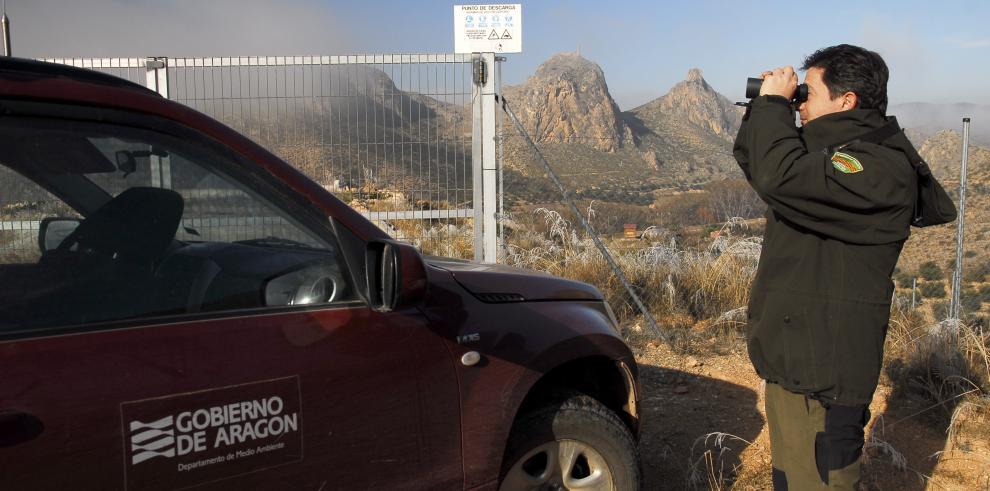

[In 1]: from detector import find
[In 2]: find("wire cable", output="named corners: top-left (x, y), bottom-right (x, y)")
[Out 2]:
top-left (496, 93), bottom-right (665, 340)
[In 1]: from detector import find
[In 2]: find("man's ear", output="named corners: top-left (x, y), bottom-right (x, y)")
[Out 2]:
top-left (840, 91), bottom-right (859, 110)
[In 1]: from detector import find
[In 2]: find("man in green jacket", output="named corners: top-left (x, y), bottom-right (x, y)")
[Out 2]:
top-left (733, 45), bottom-right (916, 489)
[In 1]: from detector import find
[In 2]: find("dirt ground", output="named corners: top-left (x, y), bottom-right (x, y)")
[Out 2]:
top-left (631, 338), bottom-right (990, 490)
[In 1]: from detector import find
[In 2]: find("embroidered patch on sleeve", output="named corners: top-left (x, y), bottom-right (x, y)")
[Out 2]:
top-left (831, 151), bottom-right (863, 174)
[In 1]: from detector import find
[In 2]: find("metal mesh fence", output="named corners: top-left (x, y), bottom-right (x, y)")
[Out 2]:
top-left (8, 55), bottom-right (479, 260)
top-left (166, 55), bottom-right (476, 257)
top-left (40, 57), bottom-right (149, 86)
top-left (0, 164), bottom-right (79, 263)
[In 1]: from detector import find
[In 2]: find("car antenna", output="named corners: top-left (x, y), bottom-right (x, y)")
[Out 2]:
top-left (2, 0), bottom-right (10, 57)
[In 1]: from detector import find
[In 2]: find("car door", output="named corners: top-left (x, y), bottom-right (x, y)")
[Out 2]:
top-left (0, 108), bottom-right (462, 490)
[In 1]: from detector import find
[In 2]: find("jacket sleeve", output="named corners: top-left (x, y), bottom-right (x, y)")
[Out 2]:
top-left (733, 105), bottom-right (755, 181)
top-left (733, 96), bottom-right (913, 244)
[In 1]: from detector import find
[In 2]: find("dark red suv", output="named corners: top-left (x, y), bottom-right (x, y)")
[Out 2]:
top-left (0, 58), bottom-right (640, 490)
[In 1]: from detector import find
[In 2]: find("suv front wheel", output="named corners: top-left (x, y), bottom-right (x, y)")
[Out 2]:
top-left (499, 391), bottom-right (641, 491)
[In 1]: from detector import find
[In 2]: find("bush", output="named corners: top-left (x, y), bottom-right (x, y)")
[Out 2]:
top-left (920, 281), bottom-right (946, 298)
top-left (961, 290), bottom-right (985, 313)
top-left (893, 270), bottom-right (914, 289)
top-left (963, 260), bottom-right (990, 283)
top-left (919, 261), bottom-right (944, 281)
top-left (961, 286), bottom-right (990, 312)
top-left (884, 314), bottom-right (990, 425)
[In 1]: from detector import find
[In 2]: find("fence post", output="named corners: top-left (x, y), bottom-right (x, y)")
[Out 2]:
top-left (482, 52), bottom-right (498, 263)
top-left (2, 9), bottom-right (11, 57)
top-left (472, 54), bottom-right (482, 261)
top-left (949, 118), bottom-right (971, 319)
top-left (472, 53), bottom-right (498, 262)
top-left (496, 56), bottom-right (506, 262)
top-left (145, 57), bottom-right (172, 189)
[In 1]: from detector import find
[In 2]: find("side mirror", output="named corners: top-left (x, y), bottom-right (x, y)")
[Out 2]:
top-left (38, 217), bottom-right (81, 253)
top-left (366, 240), bottom-right (427, 312)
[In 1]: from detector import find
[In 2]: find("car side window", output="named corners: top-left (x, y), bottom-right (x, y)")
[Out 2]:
top-left (0, 116), bottom-right (358, 335)
top-left (0, 166), bottom-right (81, 265)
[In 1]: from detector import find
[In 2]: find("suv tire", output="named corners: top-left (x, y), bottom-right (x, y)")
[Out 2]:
top-left (499, 390), bottom-right (640, 491)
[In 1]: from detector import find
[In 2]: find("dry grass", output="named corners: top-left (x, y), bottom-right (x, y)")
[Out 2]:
top-left (866, 299), bottom-right (990, 489)
top-left (886, 302), bottom-right (990, 421)
top-left (392, 219), bottom-right (474, 259)
top-left (501, 209), bottom-right (760, 336)
top-left (687, 432), bottom-right (769, 490)
top-left (346, 193), bottom-right (475, 259)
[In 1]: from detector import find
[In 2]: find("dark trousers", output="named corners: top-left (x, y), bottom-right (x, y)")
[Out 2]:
top-left (765, 383), bottom-right (870, 490)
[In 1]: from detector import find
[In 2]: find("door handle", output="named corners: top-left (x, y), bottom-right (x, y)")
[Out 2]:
top-left (0, 410), bottom-right (44, 447)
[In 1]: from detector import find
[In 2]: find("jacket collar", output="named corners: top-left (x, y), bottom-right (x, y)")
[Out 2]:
top-left (800, 109), bottom-right (887, 151)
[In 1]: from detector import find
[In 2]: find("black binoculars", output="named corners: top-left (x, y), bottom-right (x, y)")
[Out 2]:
top-left (745, 77), bottom-right (808, 105)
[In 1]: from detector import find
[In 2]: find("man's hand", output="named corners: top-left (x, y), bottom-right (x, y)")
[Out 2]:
top-left (759, 66), bottom-right (798, 100)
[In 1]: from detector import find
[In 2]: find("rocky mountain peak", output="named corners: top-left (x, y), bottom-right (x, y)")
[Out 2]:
top-left (502, 52), bottom-right (630, 153)
top-left (632, 68), bottom-right (742, 139)
top-left (533, 51), bottom-right (604, 82)
top-left (686, 68), bottom-right (705, 83)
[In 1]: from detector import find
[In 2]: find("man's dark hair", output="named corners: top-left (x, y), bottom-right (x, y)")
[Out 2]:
top-left (802, 44), bottom-right (889, 115)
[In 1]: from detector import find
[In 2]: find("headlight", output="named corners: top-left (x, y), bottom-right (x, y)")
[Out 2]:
top-left (265, 264), bottom-right (338, 306)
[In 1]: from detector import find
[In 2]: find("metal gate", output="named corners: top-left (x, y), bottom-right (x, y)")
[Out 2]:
top-left (4, 54), bottom-right (501, 261)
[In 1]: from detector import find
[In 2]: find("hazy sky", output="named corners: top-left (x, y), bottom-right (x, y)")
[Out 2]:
top-left (6, 0), bottom-right (989, 109)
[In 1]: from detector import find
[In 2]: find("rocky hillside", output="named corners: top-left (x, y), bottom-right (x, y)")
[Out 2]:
top-left (899, 131), bottom-right (990, 274)
top-left (499, 57), bottom-right (749, 204)
top-left (625, 68), bottom-right (744, 182)
top-left (631, 68), bottom-right (742, 140)
top-left (502, 52), bottom-right (632, 153)
top-left (918, 129), bottom-right (990, 182)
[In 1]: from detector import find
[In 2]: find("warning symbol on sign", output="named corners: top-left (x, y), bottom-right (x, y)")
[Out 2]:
top-left (501, 29), bottom-right (512, 39)
top-left (488, 29), bottom-right (500, 40)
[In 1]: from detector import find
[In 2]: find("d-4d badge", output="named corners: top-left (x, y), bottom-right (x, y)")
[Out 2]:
top-left (831, 151), bottom-right (863, 174)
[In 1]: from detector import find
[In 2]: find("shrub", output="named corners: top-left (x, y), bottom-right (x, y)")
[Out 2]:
top-left (919, 261), bottom-right (944, 281)
top-left (885, 315), bottom-right (990, 426)
top-left (961, 290), bottom-right (984, 313)
top-left (893, 270), bottom-right (914, 289)
top-left (963, 260), bottom-right (990, 283)
top-left (920, 281), bottom-right (946, 298)
top-left (962, 286), bottom-right (990, 312)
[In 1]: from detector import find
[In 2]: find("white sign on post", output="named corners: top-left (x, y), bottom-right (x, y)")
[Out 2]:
top-left (454, 4), bottom-right (522, 53)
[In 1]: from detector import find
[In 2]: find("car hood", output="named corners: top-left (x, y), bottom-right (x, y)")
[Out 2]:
top-left (425, 257), bottom-right (603, 302)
